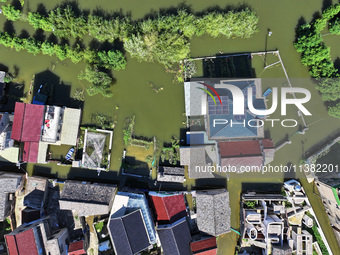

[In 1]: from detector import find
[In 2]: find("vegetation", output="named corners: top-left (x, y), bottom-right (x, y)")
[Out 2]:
top-left (2, 4), bottom-right (259, 70)
top-left (160, 137), bottom-right (180, 165)
top-left (1, 5), bottom-right (22, 21)
top-left (244, 201), bottom-right (256, 209)
top-left (123, 115), bottom-right (135, 145)
top-left (295, 4), bottom-right (340, 118)
top-left (94, 221), bottom-right (104, 232)
top-left (78, 65), bottom-right (113, 97)
top-left (94, 114), bottom-right (114, 129)
top-left (73, 89), bottom-right (85, 101)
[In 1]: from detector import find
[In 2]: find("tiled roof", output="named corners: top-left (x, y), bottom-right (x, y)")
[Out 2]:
top-left (109, 210), bottom-right (151, 255)
top-left (59, 181), bottom-right (116, 217)
top-left (190, 237), bottom-right (217, 255)
top-left (5, 229), bottom-right (39, 255)
top-left (196, 189), bottom-right (231, 236)
top-left (221, 156), bottom-right (263, 168)
top-left (68, 240), bottom-right (86, 255)
top-left (157, 218), bottom-right (192, 255)
top-left (22, 142), bottom-right (40, 163)
top-left (262, 139), bottom-right (274, 149)
top-left (11, 103), bottom-right (44, 142)
top-left (150, 194), bottom-right (187, 223)
top-left (0, 173), bottom-right (23, 221)
top-left (219, 140), bottom-right (262, 157)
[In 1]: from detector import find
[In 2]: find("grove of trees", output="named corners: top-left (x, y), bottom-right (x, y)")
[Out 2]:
top-left (294, 3), bottom-right (340, 118)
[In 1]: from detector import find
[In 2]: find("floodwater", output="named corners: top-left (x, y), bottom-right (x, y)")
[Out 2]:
top-left (1, 0), bottom-right (340, 254)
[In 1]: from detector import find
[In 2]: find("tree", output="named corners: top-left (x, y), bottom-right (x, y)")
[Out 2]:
top-left (78, 65), bottom-right (113, 97)
top-left (2, 5), bottom-right (22, 21)
top-left (97, 50), bottom-right (126, 70)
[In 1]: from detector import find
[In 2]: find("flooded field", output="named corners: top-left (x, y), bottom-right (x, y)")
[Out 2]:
top-left (1, 0), bottom-right (340, 253)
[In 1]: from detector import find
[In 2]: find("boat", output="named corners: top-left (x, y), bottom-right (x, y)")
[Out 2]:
top-left (263, 88), bottom-right (272, 97)
top-left (65, 148), bottom-right (74, 161)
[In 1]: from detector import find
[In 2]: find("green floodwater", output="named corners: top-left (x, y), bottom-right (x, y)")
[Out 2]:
top-left (1, 0), bottom-right (340, 254)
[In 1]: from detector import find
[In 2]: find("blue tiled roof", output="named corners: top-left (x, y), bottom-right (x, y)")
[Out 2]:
top-left (208, 81), bottom-right (265, 139)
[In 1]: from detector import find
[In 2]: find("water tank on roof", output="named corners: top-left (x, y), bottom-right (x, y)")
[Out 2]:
top-left (295, 185), bottom-right (301, 192)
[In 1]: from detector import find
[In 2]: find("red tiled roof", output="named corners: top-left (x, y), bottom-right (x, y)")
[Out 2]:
top-left (11, 103), bottom-right (44, 142)
top-left (151, 194), bottom-right (187, 223)
top-left (68, 240), bottom-right (86, 255)
top-left (5, 235), bottom-right (18, 255)
top-left (219, 140), bottom-right (262, 158)
top-left (5, 229), bottom-right (39, 255)
top-left (11, 102), bottom-right (25, 141)
top-left (262, 139), bottom-right (274, 149)
top-left (22, 142), bottom-right (39, 163)
top-left (221, 156), bottom-right (263, 168)
top-left (191, 237), bottom-right (217, 255)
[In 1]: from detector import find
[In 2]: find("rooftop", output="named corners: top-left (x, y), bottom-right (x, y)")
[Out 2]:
top-left (157, 218), bottom-right (192, 255)
top-left (41, 106), bottom-right (63, 143)
top-left (5, 228), bottom-right (39, 255)
top-left (110, 191), bottom-right (157, 244)
top-left (0, 172), bottom-right (23, 221)
top-left (150, 194), bottom-right (187, 223)
top-left (59, 181), bottom-right (116, 216)
top-left (196, 189), bottom-right (231, 236)
top-left (60, 108), bottom-right (81, 146)
top-left (109, 209), bottom-right (151, 255)
top-left (190, 237), bottom-right (217, 255)
top-left (24, 176), bottom-right (48, 210)
top-left (11, 102), bottom-right (44, 142)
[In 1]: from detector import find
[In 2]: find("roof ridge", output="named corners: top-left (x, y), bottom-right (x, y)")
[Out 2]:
top-left (170, 224), bottom-right (181, 254)
top-left (120, 217), bottom-right (134, 255)
top-left (162, 197), bottom-right (171, 221)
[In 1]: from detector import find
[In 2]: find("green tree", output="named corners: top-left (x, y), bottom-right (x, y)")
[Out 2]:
top-left (97, 50), bottom-right (126, 70)
top-left (78, 65), bottom-right (113, 97)
top-left (2, 5), bottom-right (22, 21)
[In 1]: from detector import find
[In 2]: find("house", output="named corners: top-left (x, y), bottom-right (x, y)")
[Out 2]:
top-left (0, 113), bottom-right (14, 151)
top-left (5, 215), bottom-right (68, 255)
top-left (109, 209), bottom-right (152, 255)
top-left (184, 78), bottom-right (266, 140)
top-left (68, 240), bottom-right (87, 255)
top-left (109, 191), bottom-right (157, 247)
top-left (180, 145), bottom-right (218, 179)
top-left (0, 172), bottom-right (24, 222)
top-left (315, 178), bottom-right (340, 245)
top-left (11, 102), bottom-right (45, 163)
top-left (24, 176), bottom-right (48, 211)
top-left (190, 237), bottom-right (217, 255)
top-left (58, 181), bottom-right (116, 217)
top-left (291, 228), bottom-right (313, 255)
top-left (37, 106), bottom-right (81, 164)
top-left (11, 102), bottom-right (81, 164)
top-left (157, 218), bottom-right (192, 255)
top-left (157, 166), bottom-right (186, 183)
top-left (196, 189), bottom-right (231, 236)
top-left (219, 139), bottom-right (274, 171)
top-left (45, 228), bottom-right (69, 255)
top-left (149, 192), bottom-right (187, 224)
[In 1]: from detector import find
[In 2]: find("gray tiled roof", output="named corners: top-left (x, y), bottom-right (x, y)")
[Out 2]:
top-left (157, 218), bottom-right (192, 255)
top-left (180, 145), bottom-right (217, 179)
top-left (109, 209), bottom-right (151, 255)
top-left (0, 71), bottom-right (5, 84)
top-left (0, 172), bottom-right (23, 221)
top-left (196, 189), bottom-right (231, 236)
top-left (59, 181), bottom-right (116, 216)
top-left (184, 81), bottom-right (205, 116)
top-left (24, 176), bottom-right (48, 210)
